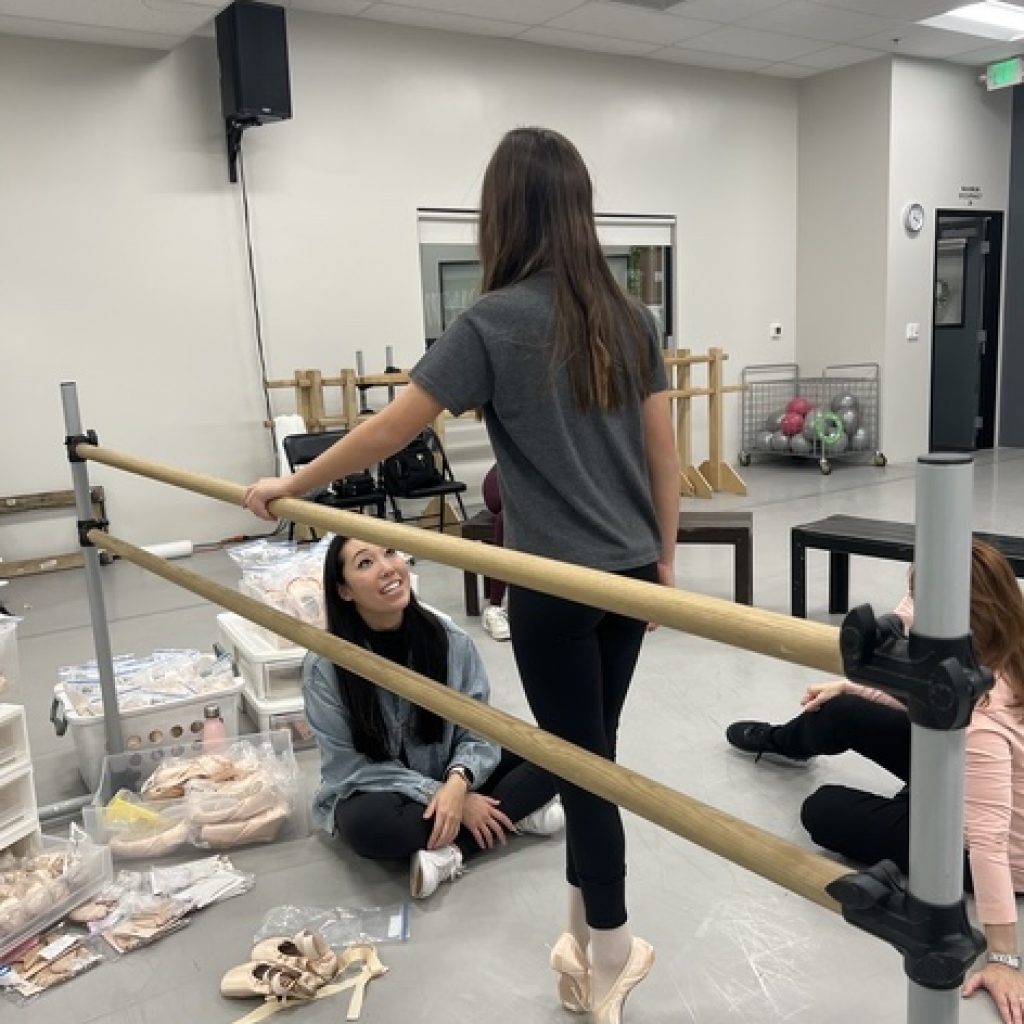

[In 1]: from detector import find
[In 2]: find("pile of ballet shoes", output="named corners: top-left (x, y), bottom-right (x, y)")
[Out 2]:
top-left (104, 751), bottom-right (291, 859)
top-left (220, 929), bottom-right (388, 1021)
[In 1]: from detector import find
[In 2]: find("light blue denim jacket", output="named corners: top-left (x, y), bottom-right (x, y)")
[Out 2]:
top-left (303, 616), bottom-right (500, 833)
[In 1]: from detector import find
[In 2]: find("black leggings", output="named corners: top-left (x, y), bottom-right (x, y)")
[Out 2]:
top-left (508, 563), bottom-right (657, 930)
top-left (333, 750), bottom-right (556, 863)
top-left (774, 694), bottom-right (973, 885)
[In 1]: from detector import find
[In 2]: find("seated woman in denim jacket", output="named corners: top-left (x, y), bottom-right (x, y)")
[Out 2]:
top-left (303, 533), bottom-right (563, 899)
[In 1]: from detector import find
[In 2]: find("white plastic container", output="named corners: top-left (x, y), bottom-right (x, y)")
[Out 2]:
top-left (53, 678), bottom-right (244, 792)
top-left (241, 687), bottom-right (315, 751)
top-left (0, 704), bottom-right (40, 856)
top-left (217, 612), bottom-right (305, 701)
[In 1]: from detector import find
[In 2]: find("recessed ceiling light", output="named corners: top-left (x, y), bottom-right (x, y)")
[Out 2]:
top-left (921, 1), bottom-right (1024, 41)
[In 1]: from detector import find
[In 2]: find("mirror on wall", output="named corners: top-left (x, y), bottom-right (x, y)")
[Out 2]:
top-left (418, 212), bottom-right (674, 348)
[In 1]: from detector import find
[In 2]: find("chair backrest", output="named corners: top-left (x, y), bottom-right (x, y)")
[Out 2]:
top-left (281, 430), bottom-right (348, 472)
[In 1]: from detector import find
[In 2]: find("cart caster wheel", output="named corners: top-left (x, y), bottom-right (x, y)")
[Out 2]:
top-left (819, 459), bottom-right (832, 475)
top-left (738, 451), bottom-right (751, 467)
top-left (873, 452), bottom-right (887, 467)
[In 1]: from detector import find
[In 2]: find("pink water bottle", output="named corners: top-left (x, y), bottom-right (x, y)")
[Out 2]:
top-left (202, 703), bottom-right (228, 745)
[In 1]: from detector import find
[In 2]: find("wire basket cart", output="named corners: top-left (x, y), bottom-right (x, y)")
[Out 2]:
top-left (737, 362), bottom-right (886, 475)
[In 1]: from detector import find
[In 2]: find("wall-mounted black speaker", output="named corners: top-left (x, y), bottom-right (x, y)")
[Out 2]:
top-left (215, 1), bottom-right (291, 124)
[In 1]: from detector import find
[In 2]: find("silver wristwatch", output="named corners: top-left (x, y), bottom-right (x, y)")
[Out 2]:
top-left (987, 952), bottom-right (1023, 970)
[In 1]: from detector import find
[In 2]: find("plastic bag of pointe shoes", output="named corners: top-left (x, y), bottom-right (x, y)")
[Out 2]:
top-left (0, 924), bottom-right (105, 1003)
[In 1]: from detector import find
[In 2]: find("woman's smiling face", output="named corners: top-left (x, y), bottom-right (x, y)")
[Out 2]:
top-left (336, 540), bottom-right (411, 630)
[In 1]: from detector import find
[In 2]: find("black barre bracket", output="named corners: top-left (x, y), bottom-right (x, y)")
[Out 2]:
top-left (77, 518), bottom-right (109, 548)
top-left (839, 604), bottom-right (993, 730)
top-left (64, 429), bottom-right (98, 463)
top-left (828, 861), bottom-right (985, 989)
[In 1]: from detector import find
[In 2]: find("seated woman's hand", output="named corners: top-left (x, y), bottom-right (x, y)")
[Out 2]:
top-left (800, 680), bottom-right (848, 712)
top-left (242, 477), bottom-right (295, 521)
top-left (963, 962), bottom-right (1024, 1024)
top-left (461, 793), bottom-right (514, 851)
top-left (423, 779), bottom-right (468, 850)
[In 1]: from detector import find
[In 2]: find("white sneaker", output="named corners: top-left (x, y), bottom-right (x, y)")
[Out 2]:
top-left (410, 844), bottom-right (464, 899)
top-left (516, 796), bottom-right (565, 836)
top-left (482, 605), bottom-right (510, 642)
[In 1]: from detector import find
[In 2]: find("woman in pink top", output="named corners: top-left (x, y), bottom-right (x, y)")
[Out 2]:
top-left (727, 540), bottom-right (1024, 1023)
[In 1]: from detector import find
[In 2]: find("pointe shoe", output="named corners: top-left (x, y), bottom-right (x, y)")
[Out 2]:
top-left (550, 932), bottom-right (591, 1013)
top-left (190, 775), bottom-right (280, 825)
top-left (198, 800), bottom-right (289, 849)
top-left (220, 960), bottom-right (321, 1002)
top-left (592, 938), bottom-right (655, 1024)
top-left (108, 818), bottom-right (190, 860)
top-left (251, 929), bottom-right (338, 982)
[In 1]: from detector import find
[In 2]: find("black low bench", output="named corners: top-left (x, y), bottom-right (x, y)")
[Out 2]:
top-left (791, 514), bottom-right (1024, 618)
top-left (460, 508), bottom-right (754, 616)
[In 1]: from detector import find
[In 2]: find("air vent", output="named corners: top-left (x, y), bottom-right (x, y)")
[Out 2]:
top-left (607, 0), bottom-right (682, 12)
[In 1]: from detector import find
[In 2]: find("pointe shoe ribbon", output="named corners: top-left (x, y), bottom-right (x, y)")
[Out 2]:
top-left (592, 937), bottom-right (655, 1024)
top-left (227, 945), bottom-right (388, 1024)
top-left (550, 932), bottom-right (591, 1013)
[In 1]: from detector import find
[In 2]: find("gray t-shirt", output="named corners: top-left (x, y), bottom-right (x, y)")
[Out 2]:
top-left (411, 272), bottom-right (668, 572)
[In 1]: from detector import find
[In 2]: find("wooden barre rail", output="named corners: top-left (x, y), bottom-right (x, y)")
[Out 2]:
top-left (77, 443), bottom-right (843, 676)
top-left (86, 527), bottom-right (847, 912)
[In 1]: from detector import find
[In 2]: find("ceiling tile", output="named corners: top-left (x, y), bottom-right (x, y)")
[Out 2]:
top-left (354, 0), bottom-right (584, 26)
top-left (758, 60), bottom-right (821, 76)
top-left (791, 42), bottom-right (883, 66)
top-left (944, 40), bottom-right (1024, 65)
top-left (739, 1), bottom-right (901, 42)
top-left (544, 2), bottom-right (720, 44)
top-left (680, 24), bottom-right (830, 59)
top-left (0, 12), bottom-right (181, 48)
top-left (359, 3), bottom-right (525, 37)
top-left (663, 0), bottom-right (785, 20)
top-left (648, 45), bottom-right (771, 69)
top-left (811, 0), bottom-right (970, 17)
top-left (289, 1), bottom-right (376, 15)
top-left (0, 0), bottom-right (211, 33)
top-left (518, 25), bottom-right (660, 55)
top-left (856, 23), bottom-right (1000, 57)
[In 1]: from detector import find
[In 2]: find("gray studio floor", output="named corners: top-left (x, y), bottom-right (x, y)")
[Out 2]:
top-left (8, 449), bottom-right (1024, 1023)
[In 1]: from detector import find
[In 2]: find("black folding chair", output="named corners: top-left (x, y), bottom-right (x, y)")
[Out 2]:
top-left (380, 426), bottom-right (467, 532)
top-left (281, 430), bottom-right (387, 540)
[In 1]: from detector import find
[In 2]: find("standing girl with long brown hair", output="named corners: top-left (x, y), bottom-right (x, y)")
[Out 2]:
top-left (244, 127), bottom-right (678, 1022)
top-left (726, 539), bottom-right (1024, 1024)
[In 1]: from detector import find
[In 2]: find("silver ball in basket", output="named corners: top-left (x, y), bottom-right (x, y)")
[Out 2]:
top-left (755, 430), bottom-right (775, 451)
top-left (790, 433), bottom-right (812, 455)
top-left (850, 427), bottom-right (870, 451)
top-left (831, 393), bottom-right (859, 414)
top-left (770, 431), bottom-right (791, 452)
top-left (824, 431), bottom-right (849, 453)
top-left (801, 411), bottom-right (819, 441)
top-left (840, 408), bottom-right (860, 436)
top-left (764, 409), bottom-right (787, 432)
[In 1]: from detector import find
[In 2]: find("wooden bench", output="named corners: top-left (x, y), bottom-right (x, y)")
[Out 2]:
top-left (460, 507), bottom-right (753, 616)
top-left (790, 514), bottom-right (1024, 618)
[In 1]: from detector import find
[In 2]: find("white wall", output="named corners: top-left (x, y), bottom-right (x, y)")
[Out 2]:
top-left (884, 57), bottom-right (1012, 461)
top-left (1, 14), bottom-right (799, 558)
top-left (796, 59), bottom-right (891, 373)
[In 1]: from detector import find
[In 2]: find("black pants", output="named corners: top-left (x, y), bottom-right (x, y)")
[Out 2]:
top-left (334, 750), bottom-right (556, 863)
top-left (775, 694), bottom-right (973, 885)
top-left (508, 563), bottom-right (657, 930)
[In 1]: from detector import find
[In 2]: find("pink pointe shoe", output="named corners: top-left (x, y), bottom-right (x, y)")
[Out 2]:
top-left (550, 932), bottom-right (591, 1013)
top-left (251, 928), bottom-right (338, 982)
top-left (592, 938), bottom-right (655, 1024)
top-left (219, 960), bottom-right (321, 1002)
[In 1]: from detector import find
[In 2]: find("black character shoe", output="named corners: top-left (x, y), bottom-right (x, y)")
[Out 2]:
top-left (725, 720), bottom-right (815, 767)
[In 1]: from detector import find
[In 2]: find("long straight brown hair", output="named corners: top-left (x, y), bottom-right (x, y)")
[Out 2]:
top-left (911, 539), bottom-right (1024, 704)
top-left (477, 127), bottom-right (654, 412)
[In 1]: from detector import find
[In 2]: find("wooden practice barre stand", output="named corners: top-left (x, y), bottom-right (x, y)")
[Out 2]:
top-left (84, 521), bottom-right (848, 913)
top-left (665, 347), bottom-right (747, 499)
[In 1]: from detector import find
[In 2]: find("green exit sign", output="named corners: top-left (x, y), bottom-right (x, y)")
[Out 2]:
top-left (986, 56), bottom-right (1023, 91)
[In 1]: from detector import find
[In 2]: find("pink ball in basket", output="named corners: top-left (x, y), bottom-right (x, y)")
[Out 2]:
top-left (786, 397), bottom-right (814, 417)
top-left (780, 411), bottom-right (805, 436)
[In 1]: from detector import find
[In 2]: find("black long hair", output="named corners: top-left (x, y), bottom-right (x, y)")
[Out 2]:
top-left (477, 126), bottom-right (654, 412)
top-left (323, 534), bottom-right (448, 761)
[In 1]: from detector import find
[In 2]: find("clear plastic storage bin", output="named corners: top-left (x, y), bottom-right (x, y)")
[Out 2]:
top-left (217, 612), bottom-right (305, 700)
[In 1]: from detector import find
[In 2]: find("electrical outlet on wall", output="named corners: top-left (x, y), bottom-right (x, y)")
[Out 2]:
top-left (906, 322), bottom-right (920, 342)
top-left (769, 322), bottom-right (783, 339)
